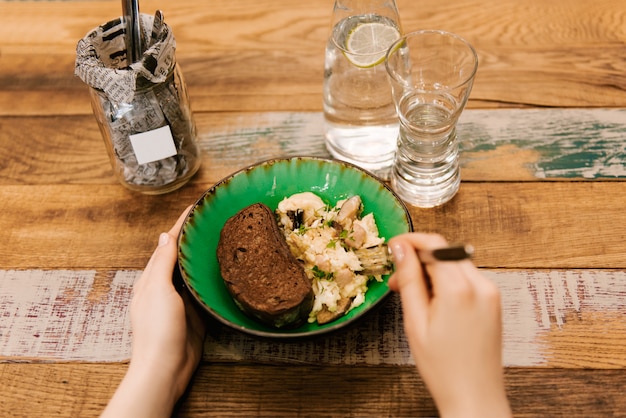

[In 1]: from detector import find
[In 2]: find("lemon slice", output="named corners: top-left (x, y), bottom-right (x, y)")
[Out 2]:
top-left (345, 21), bottom-right (400, 68)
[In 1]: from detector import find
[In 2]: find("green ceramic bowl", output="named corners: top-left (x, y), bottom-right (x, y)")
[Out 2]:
top-left (177, 157), bottom-right (413, 338)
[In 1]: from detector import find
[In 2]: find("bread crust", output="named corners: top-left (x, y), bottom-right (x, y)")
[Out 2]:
top-left (217, 203), bottom-right (313, 328)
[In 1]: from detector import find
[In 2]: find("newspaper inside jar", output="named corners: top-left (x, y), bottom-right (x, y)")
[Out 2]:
top-left (75, 13), bottom-right (200, 194)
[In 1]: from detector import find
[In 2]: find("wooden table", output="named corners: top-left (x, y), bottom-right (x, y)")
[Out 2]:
top-left (1, 0), bottom-right (625, 416)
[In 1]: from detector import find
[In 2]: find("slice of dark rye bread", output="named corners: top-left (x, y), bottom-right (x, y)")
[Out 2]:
top-left (216, 203), bottom-right (314, 328)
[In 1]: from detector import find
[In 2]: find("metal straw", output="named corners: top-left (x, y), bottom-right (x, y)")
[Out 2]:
top-left (122, 0), bottom-right (142, 64)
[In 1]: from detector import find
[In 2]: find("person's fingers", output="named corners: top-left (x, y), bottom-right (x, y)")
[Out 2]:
top-left (136, 206), bottom-right (193, 291)
top-left (388, 233), bottom-right (449, 296)
top-left (388, 235), bottom-right (431, 333)
top-left (424, 261), bottom-right (473, 299)
top-left (169, 205), bottom-right (193, 237)
top-left (138, 232), bottom-right (178, 292)
top-left (181, 289), bottom-right (207, 345)
top-left (399, 233), bottom-right (474, 300)
top-left (458, 260), bottom-right (492, 291)
top-left (173, 205), bottom-right (206, 345)
top-left (390, 233), bottom-right (480, 306)
top-left (149, 206), bottom-right (193, 285)
top-left (397, 232), bottom-right (449, 250)
top-left (459, 261), bottom-right (503, 319)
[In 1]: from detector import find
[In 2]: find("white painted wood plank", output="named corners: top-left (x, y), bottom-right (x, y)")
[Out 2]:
top-left (0, 270), bottom-right (133, 362)
top-left (1, 269), bottom-right (624, 367)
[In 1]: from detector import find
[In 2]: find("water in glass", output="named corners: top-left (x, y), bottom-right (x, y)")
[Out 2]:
top-left (386, 30), bottom-right (478, 207)
top-left (392, 94), bottom-right (461, 207)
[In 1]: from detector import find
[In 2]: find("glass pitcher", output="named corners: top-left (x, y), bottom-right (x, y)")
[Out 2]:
top-left (323, 0), bottom-right (403, 180)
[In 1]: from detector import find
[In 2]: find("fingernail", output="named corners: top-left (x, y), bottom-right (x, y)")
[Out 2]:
top-left (390, 241), bottom-right (405, 264)
top-left (158, 232), bottom-right (170, 247)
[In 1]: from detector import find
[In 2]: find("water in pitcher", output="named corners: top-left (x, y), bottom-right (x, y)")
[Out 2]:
top-left (323, 14), bottom-right (401, 178)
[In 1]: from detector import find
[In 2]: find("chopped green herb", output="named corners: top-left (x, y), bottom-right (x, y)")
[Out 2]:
top-left (312, 265), bottom-right (326, 279)
top-left (312, 265), bottom-right (334, 280)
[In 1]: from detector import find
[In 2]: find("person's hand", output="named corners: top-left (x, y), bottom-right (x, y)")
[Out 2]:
top-left (388, 233), bottom-right (511, 418)
top-left (102, 207), bottom-right (206, 418)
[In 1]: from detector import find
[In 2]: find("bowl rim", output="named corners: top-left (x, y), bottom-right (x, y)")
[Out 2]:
top-left (177, 156), bottom-right (413, 339)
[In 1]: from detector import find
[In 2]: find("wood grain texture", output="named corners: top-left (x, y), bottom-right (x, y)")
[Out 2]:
top-left (1, 363), bottom-right (625, 418)
top-left (0, 0), bottom-right (625, 116)
top-left (460, 109), bottom-right (626, 179)
top-left (1, 182), bottom-right (626, 269)
top-left (1, 0), bottom-right (626, 416)
top-left (2, 109), bottom-right (624, 188)
top-left (1, 269), bottom-right (624, 369)
top-left (0, 270), bottom-right (133, 363)
top-left (196, 109), bottom-right (626, 182)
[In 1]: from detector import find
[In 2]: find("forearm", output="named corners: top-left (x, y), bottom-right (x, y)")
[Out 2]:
top-left (439, 397), bottom-right (512, 418)
top-left (434, 379), bottom-right (512, 418)
top-left (101, 362), bottom-right (179, 418)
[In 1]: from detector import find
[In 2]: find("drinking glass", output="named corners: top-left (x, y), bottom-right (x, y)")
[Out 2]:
top-left (323, 0), bottom-right (402, 179)
top-left (385, 30), bottom-right (478, 207)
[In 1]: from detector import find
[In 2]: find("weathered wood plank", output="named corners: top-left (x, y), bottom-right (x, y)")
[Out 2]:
top-left (1, 0), bottom-right (624, 415)
top-left (197, 109), bottom-right (626, 181)
top-left (0, 270), bottom-right (133, 363)
top-left (1, 363), bottom-right (625, 417)
top-left (2, 182), bottom-right (626, 269)
top-left (1, 269), bottom-right (624, 368)
top-left (1, 110), bottom-right (624, 187)
top-left (460, 108), bottom-right (626, 179)
top-left (201, 269), bottom-right (626, 368)
top-left (0, 0), bottom-right (625, 116)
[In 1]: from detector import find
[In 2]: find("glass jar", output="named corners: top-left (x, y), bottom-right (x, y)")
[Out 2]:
top-left (89, 63), bottom-right (201, 194)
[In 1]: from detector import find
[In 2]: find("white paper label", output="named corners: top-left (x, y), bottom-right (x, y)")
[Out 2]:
top-left (129, 125), bottom-right (177, 165)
